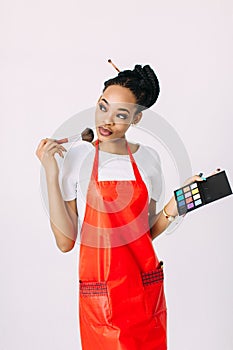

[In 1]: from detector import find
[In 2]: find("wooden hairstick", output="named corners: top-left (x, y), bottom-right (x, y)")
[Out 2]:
top-left (108, 59), bottom-right (120, 72)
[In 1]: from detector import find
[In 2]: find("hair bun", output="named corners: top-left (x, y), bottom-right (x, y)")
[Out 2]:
top-left (103, 63), bottom-right (160, 111)
top-left (134, 65), bottom-right (158, 89)
top-left (133, 64), bottom-right (160, 108)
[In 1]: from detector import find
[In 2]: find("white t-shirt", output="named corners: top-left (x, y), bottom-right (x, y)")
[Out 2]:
top-left (60, 140), bottom-right (163, 232)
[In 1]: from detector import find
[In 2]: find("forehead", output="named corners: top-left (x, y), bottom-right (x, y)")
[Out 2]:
top-left (102, 85), bottom-right (136, 105)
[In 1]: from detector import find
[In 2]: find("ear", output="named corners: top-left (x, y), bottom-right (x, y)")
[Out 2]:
top-left (133, 112), bottom-right (142, 125)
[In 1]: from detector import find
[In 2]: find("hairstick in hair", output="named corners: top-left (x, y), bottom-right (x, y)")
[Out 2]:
top-left (108, 59), bottom-right (120, 72)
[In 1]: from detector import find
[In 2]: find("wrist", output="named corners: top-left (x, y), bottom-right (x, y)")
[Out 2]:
top-left (162, 206), bottom-right (177, 222)
top-left (162, 196), bottom-right (179, 221)
top-left (167, 196), bottom-right (179, 215)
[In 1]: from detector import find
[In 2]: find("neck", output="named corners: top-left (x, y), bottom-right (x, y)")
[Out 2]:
top-left (98, 138), bottom-right (128, 155)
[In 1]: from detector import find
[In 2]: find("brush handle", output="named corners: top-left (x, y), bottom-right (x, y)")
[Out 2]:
top-left (55, 128), bottom-right (94, 144)
top-left (55, 135), bottom-right (79, 144)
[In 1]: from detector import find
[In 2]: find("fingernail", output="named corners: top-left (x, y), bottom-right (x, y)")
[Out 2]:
top-left (198, 172), bottom-right (203, 177)
top-left (217, 168), bottom-right (221, 171)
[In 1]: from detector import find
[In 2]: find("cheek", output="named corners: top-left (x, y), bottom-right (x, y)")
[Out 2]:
top-left (115, 121), bottom-right (131, 132)
top-left (95, 111), bottom-right (104, 124)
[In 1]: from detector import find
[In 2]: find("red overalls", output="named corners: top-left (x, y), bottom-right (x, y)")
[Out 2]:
top-left (78, 139), bottom-right (167, 349)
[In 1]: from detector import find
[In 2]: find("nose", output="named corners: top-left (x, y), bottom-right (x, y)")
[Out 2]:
top-left (104, 119), bottom-right (114, 126)
top-left (103, 113), bottom-right (115, 126)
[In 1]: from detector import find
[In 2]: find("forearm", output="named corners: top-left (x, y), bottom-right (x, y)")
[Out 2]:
top-left (150, 195), bottom-right (178, 240)
top-left (46, 174), bottom-right (77, 251)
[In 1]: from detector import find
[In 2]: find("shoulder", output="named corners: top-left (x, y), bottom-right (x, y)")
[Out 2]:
top-left (128, 142), bottom-right (140, 154)
top-left (62, 140), bottom-right (94, 171)
top-left (134, 143), bottom-right (161, 165)
top-left (64, 140), bottom-right (94, 159)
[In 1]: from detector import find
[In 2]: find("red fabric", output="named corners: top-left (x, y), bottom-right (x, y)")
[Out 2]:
top-left (79, 140), bottom-right (167, 349)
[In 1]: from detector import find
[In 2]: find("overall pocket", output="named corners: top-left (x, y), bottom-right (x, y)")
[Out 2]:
top-left (141, 261), bottom-right (167, 317)
top-left (79, 280), bottom-right (112, 326)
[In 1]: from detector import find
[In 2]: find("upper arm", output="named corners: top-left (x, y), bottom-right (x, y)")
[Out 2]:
top-left (143, 146), bottom-right (163, 202)
top-left (148, 198), bottom-right (157, 229)
top-left (64, 199), bottom-right (78, 232)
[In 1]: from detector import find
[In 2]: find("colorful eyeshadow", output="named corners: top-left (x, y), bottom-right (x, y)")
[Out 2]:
top-left (183, 186), bottom-right (190, 193)
top-left (186, 197), bottom-right (193, 204)
top-left (192, 188), bottom-right (199, 195)
top-left (177, 194), bottom-right (184, 201)
top-left (179, 206), bottom-right (187, 214)
top-left (195, 199), bottom-right (202, 206)
top-left (187, 202), bottom-right (194, 209)
top-left (176, 189), bottom-right (183, 196)
top-left (185, 191), bottom-right (191, 198)
top-left (178, 200), bottom-right (185, 206)
top-left (193, 193), bottom-right (200, 200)
top-left (190, 183), bottom-right (197, 189)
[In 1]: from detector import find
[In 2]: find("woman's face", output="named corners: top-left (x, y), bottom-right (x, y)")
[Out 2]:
top-left (95, 85), bottom-right (142, 142)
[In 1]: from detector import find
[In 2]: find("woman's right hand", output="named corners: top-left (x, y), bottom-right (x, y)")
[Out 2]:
top-left (35, 138), bottom-right (67, 177)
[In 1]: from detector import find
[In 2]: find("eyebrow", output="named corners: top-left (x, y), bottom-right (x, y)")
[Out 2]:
top-left (100, 98), bottom-right (130, 114)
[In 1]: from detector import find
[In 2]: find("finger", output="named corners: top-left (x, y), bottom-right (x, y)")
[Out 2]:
top-left (192, 174), bottom-right (206, 182)
top-left (47, 144), bottom-right (67, 156)
top-left (59, 145), bottom-right (67, 152)
top-left (36, 138), bottom-right (50, 158)
top-left (41, 137), bottom-right (56, 146)
top-left (39, 138), bottom-right (48, 147)
top-left (45, 137), bottom-right (56, 142)
top-left (57, 149), bottom-right (64, 158)
top-left (40, 140), bottom-right (56, 153)
top-left (47, 146), bottom-right (64, 158)
top-left (193, 171), bottom-right (208, 181)
top-left (46, 145), bottom-right (61, 154)
top-left (181, 175), bottom-right (201, 187)
top-left (44, 141), bottom-right (63, 152)
top-left (36, 138), bottom-right (49, 152)
top-left (50, 143), bottom-right (67, 152)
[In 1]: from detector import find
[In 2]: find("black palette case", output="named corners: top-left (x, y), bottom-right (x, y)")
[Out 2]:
top-left (174, 170), bottom-right (232, 215)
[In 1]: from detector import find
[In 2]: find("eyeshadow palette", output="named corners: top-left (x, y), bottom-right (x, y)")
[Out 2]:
top-left (174, 170), bottom-right (232, 215)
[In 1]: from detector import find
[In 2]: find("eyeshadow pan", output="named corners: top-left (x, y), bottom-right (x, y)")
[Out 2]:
top-left (183, 186), bottom-right (190, 193)
top-left (186, 197), bottom-right (193, 204)
top-left (179, 206), bottom-right (187, 214)
top-left (190, 183), bottom-right (197, 190)
top-left (187, 202), bottom-right (194, 209)
top-left (193, 193), bottom-right (200, 200)
top-left (192, 188), bottom-right (199, 195)
top-left (176, 189), bottom-right (183, 196)
top-left (185, 191), bottom-right (191, 198)
top-left (177, 194), bottom-right (184, 201)
top-left (195, 199), bottom-right (202, 206)
top-left (179, 200), bottom-right (185, 206)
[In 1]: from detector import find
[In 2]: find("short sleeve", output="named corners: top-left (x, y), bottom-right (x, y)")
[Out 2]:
top-left (145, 146), bottom-right (163, 202)
top-left (59, 147), bottom-right (78, 201)
top-left (59, 141), bottom-right (94, 202)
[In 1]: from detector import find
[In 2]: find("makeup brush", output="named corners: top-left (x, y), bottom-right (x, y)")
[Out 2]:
top-left (55, 127), bottom-right (94, 144)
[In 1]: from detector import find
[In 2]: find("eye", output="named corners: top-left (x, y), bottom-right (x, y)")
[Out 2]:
top-left (117, 113), bottom-right (128, 120)
top-left (99, 103), bottom-right (107, 112)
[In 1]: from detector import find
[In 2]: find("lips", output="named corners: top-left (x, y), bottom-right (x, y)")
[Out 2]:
top-left (98, 126), bottom-right (113, 136)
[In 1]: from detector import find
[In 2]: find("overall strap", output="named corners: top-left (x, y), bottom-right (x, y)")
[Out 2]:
top-left (92, 139), bottom-right (143, 182)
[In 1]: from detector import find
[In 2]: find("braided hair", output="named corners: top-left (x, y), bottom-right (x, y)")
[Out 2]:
top-left (103, 64), bottom-right (160, 112)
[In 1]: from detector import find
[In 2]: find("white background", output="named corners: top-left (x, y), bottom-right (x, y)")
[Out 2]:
top-left (1, 0), bottom-right (233, 349)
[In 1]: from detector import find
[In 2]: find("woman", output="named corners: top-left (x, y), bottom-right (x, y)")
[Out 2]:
top-left (36, 63), bottom-right (212, 349)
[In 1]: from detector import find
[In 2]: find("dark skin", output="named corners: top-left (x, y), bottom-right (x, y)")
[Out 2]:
top-left (36, 84), bottom-right (219, 251)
